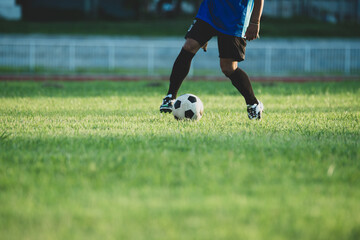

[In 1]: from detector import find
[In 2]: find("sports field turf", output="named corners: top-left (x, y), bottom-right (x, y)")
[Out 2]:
top-left (0, 80), bottom-right (359, 240)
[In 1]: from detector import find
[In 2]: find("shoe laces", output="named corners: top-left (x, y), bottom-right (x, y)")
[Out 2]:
top-left (247, 104), bottom-right (259, 118)
top-left (162, 94), bottom-right (173, 105)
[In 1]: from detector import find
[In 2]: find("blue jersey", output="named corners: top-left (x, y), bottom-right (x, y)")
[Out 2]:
top-left (196, 0), bottom-right (254, 38)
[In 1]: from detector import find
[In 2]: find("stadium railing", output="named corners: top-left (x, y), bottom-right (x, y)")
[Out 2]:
top-left (0, 39), bottom-right (359, 76)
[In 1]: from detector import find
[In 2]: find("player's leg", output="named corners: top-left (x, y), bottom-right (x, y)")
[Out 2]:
top-left (220, 58), bottom-right (258, 105)
top-left (160, 38), bottom-right (200, 113)
top-left (160, 39), bottom-right (201, 113)
top-left (218, 36), bottom-right (263, 120)
top-left (220, 58), bottom-right (264, 120)
top-left (167, 38), bottom-right (201, 97)
top-left (160, 19), bottom-right (214, 113)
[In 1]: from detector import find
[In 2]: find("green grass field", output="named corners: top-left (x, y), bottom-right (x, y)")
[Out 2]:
top-left (0, 80), bottom-right (359, 240)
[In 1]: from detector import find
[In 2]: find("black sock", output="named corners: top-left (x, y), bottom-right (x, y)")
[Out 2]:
top-left (167, 48), bottom-right (195, 98)
top-left (228, 68), bottom-right (258, 105)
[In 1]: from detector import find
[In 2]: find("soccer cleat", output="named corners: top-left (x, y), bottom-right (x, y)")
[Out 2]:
top-left (160, 94), bottom-right (175, 113)
top-left (247, 101), bottom-right (264, 120)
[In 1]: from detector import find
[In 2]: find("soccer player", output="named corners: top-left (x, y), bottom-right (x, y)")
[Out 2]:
top-left (160, 0), bottom-right (264, 120)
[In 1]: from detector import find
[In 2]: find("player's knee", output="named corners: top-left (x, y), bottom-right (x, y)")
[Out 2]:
top-left (221, 64), bottom-right (236, 77)
top-left (183, 39), bottom-right (201, 54)
top-left (220, 59), bottom-right (237, 77)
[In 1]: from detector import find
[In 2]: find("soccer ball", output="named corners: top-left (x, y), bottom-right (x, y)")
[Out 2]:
top-left (172, 94), bottom-right (204, 121)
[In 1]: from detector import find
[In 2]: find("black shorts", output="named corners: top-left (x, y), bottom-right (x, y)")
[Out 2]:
top-left (185, 18), bottom-right (247, 62)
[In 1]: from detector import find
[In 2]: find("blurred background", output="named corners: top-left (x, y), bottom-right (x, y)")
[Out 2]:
top-left (0, 0), bottom-right (360, 78)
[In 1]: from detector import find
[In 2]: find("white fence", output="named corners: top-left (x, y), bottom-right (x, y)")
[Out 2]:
top-left (0, 38), bottom-right (360, 76)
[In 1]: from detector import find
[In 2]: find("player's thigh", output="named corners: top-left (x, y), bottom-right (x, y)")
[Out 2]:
top-left (184, 19), bottom-right (215, 53)
top-left (217, 35), bottom-right (247, 62)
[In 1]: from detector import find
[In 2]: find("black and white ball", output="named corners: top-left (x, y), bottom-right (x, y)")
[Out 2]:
top-left (173, 94), bottom-right (204, 121)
